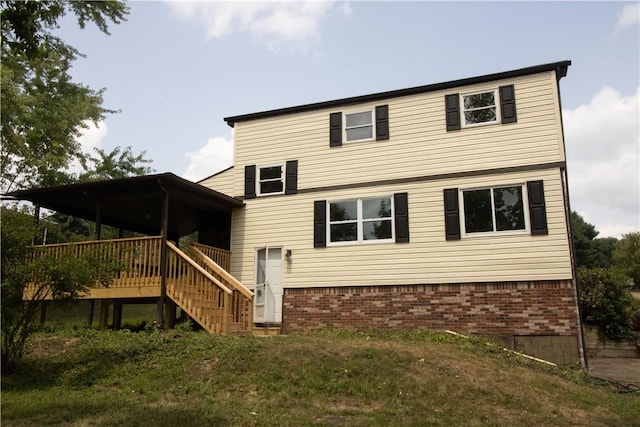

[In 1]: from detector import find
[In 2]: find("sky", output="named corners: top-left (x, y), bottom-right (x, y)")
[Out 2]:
top-left (56, 1), bottom-right (639, 238)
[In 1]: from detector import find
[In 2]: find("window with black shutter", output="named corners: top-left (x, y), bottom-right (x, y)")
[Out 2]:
top-left (449, 182), bottom-right (547, 237)
top-left (245, 161), bottom-right (298, 198)
top-left (315, 193), bottom-right (409, 246)
top-left (499, 85), bottom-right (517, 123)
top-left (314, 200), bottom-right (327, 248)
top-left (394, 192), bottom-right (409, 243)
top-left (443, 188), bottom-right (460, 240)
top-left (329, 105), bottom-right (390, 146)
top-left (446, 85), bottom-right (518, 130)
top-left (527, 180), bottom-right (548, 235)
top-left (285, 160), bottom-right (298, 195)
top-left (244, 165), bottom-right (256, 199)
top-left (445, 94), bottom-right (461, 131)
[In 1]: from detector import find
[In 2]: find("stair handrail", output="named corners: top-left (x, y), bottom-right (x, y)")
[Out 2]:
top-left (166, 242), bottom-right (232, 295)
top-left (189, 245), bottom-right (254, 299)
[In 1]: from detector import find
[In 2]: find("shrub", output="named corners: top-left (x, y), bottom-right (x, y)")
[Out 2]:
top-left (577, 267), bottom-right (636, 340)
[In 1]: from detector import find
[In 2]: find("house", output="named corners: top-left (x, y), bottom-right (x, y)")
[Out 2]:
top-left (199, 60), bottom-right (582, 364)
top-left (11, 60), bottom-right (582, 365)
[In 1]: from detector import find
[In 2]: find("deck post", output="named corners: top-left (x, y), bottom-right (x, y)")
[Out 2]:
top-left (32, 204), bottom-right (41, 245)
top-left (156, 180), bottom-right (169, 329)
top-left (222, 292), bottom-right (231, 335)
top-left (95, 201), bottom-right (102, 240)
top-left (164, 300), bottom-right (176, 329)
top-left (113, 302), bottom-right (123, 330)
top-left (99, 299), bottom-right (110, 329)
top-left (87, 300), bottom-right (95, 325)
top-left (39, 301), bottom-right (47, 324)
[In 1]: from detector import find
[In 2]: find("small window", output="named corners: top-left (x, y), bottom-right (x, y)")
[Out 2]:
top-left (328, 196), bottom-right (393, 244)
top-left (461, 185), bottom-right (526, 235)
top-left (461, 89), bottom-right (499, 127)
top-left (257, 164), bottom-right (284, 196)
top-left (344, 110), bottom-right (374, 142)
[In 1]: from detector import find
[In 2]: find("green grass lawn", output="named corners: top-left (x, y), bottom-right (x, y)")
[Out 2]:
top-left (2, 327), bottom-right (638, 426)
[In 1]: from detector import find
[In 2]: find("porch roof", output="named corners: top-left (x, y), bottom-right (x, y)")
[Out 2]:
top-left (6, 173), bottom-right (244, 238)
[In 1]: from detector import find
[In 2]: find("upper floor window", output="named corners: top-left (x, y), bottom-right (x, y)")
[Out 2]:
top-left (244, 160), bottom-right (298, 199)
top-left (445, 85), bottom-right (517, 131)
top-left (257, 164), bottom-right (284, 195)
top-left (461, 185), bottom-right (526, 235)
top-left (461, 89), bottom-right (499, 127)
top-left (329, 105), bottom-right (389, 147)
top-left (344, 110), bottom-right (374, 142)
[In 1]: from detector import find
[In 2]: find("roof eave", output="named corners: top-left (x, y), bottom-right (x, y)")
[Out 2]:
top-left (224, 60), bottom-right (572, 127)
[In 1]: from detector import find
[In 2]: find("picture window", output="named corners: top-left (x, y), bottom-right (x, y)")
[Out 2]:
top-left (328, 196), bottom-right (393, 244)
top-left (461, 185), bottom-right (526, 235)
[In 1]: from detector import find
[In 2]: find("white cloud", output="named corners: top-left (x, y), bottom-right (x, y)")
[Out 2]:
top-left (165, 1), bottom-right (349, 53)
top-left (563, 86), bottom-right (640, 238)
top-left (609, 3), bottom-right (640, 39)
top-left (66, 120), bottom-right (108, 175)
top-left (182, 134), bottom-right (234, 182)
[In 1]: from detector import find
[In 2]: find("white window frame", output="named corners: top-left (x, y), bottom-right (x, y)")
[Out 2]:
top-left (459, 184), bottom-right (530, 238)
top-left (343, 108), bottom-right (375, 143)
top-left (460, 89), bottom-right (501, 128)
top-left (326, 196), bottom-right (395, 246)
top-left (256, 163), bottom-right (285, 196)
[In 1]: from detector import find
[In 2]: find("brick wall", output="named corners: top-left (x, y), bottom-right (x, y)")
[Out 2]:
top-left (282, 280), bottom-right (580, 337)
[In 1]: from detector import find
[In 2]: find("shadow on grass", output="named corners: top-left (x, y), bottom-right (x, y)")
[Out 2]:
top-left (2, 399), bottom-right (230, 427)
top-left (2, 334), bottom-right (163, 391)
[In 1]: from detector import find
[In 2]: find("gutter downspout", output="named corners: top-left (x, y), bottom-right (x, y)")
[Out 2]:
top-left (157, 179), bottom-right (169, 329)
top-left (556, 63), bottom-right (587, 369)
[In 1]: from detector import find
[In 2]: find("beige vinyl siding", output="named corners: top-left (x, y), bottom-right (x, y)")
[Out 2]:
top-left (199, 167), bottom-right (235, 196)
top-left (228, 167), bottom-right (572, 289)
top-left (227, 70), bottom-right (565, 198)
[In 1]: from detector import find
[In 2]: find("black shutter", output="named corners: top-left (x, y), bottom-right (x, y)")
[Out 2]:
top-left (443, 188), bottom-right (461, 240)
top-left (394, 192), bottom-right (409, 243)
top-left (314, 200), bottom-right (327, 248)
top-left (499, 85), bottom-right (517, 124)
top-left (376, 105), bottom-right (389, 141)
top-left (445, 94), bottom-right (461, 131)
top-left (285, 160), bottom-right (298, 195)
top-left (527, 180), bottom-right (548, 235)
top-left (244, 165), bottom-right (256, 199)
top-left (330, 112), bottom-right (342, 147)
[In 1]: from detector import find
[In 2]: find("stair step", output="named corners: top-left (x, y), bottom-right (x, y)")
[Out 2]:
top-left (251, 326), bottom-right (281, 336)
top-left (587, 348), bottom-right (639, 358)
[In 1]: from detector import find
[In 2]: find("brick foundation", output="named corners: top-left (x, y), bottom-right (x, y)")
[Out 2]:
top-left (282, 280), bottom-right (580, 337)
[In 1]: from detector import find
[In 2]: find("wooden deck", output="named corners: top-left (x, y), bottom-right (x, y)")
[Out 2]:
top-left (26, 237), bottom-right (253, 334)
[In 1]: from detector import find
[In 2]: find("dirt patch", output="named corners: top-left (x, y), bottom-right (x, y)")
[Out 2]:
top-left (26, 335), bottom-right (79, 358)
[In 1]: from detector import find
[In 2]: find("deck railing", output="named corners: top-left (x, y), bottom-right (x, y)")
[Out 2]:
top-left (190, 242), bottom-right (231, 271)
top-left (189, 244), bottom-right (253, 333)
top-left (28, 236), bottom-right (164, 294)
top-left (26, 237), bottom-right (252, 334)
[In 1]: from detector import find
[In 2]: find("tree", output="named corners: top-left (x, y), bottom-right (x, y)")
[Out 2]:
top-left (570, 211), bottom-right (617, 268)
top-left (79, 146), bottom-right (153, 181)
top-left (0, 0), bottom-right (129, 193)
top-left (1, 1), bottom-right (130, 371)
top-left (613, 232), bottom-right (640, 289)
